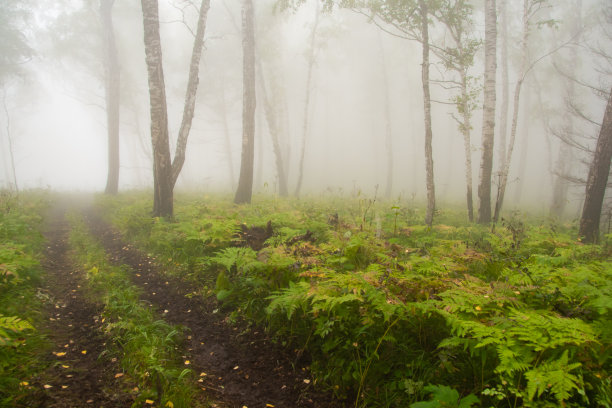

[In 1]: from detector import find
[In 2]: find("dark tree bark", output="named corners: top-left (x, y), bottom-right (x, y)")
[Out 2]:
top-left (101, 0), bottom-right (120, 195)
top-left (141, 0), bottom-right (173, 217)
top-left (477, 0), bottom-right (497, 224)
top-left (234, 0), bottom-right (256, 204)
top-left (579, 88), bottom-right (612, 243)
top-left (419, 0), bottom-right (435, 226)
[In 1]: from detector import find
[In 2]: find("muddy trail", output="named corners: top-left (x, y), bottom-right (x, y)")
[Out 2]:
top-left (81, 208), bottom-right (347, 408)
top-left (30, 199), bottom-right (135, 407)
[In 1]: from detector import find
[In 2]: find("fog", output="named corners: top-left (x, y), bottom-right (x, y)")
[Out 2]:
top-left (1, 0), bottom-right (611, 218)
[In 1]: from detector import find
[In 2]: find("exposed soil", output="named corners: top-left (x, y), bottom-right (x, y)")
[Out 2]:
top-left (83, 209), bottom-right (348, 408)
top-left (28, 200), bottom-right (135, 407)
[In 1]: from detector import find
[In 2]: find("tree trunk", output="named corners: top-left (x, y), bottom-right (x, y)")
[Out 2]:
top-left (101, 0), bottom-right (120, 195)
top-left (378, 31), bottom-right (394, 199)
top-left (460, 71), bottom-right (474, 222)
top-left (257, 59), bottom-right (289, 196)
top-left (477, 0), bottom-right (497, 224)
top-left (1, 87), bottom-right (17, 192)
top-left (141, 0), bottom-right (173, 217)
top-left (419, 0), bottom-right (435, 226)
top-left (497, 0), bottom-right (509, 181)
top-left (294, 1), bottom-right (320, 198)
top-left (219, 80), bottom-right (236, 189)
top-left (171, 0), bottom-right (211, 187)
top-left (234, 0), bottom-right (256, 204)
top-left (493, 0), bottom-right (529, 222)
top-left (579, 88), bottom-right (612, 243)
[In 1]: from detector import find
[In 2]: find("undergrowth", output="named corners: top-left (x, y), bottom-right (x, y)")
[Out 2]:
top-left (100, 192), bottom-right (611, 408)
top-left (68, 213), bottom-right (200, 408)
top-left (0, 191), bottom-right (48, 407)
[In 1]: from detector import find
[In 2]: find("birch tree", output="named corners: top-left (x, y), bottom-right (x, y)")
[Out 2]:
top-left (140, 0), bottom-right (210, 217)
top-left (477, 0), bottom-right (497, 224)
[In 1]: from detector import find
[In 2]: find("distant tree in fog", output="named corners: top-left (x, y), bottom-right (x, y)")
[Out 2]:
top-left (234, 0), bottom-right (257, 204)
top-left (140, 0), bottom-right (211, 216)
top-left (100, 0), bottom-right (121, 195)
top-left (0, 1), bottom-right (32, 81)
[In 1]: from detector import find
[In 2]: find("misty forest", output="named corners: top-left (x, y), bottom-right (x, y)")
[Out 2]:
top-left (1, 0), bottom-right (611, 407)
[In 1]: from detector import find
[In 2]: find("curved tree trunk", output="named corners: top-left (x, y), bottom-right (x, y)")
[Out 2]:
top-left (234, 0), bottom-right (256, 204)
top-left (477, 0), bottom-right (497, 224)
top-left (419, 0), bottom-right (435, 226)
top-left (141, 0), bottom-right (172, 217)
top-left (579, 88), bottom-right (612, 243)
top-left (101, 0), bottom-right (120, 195)
top-left (171, 0), bottom-right (211, 187)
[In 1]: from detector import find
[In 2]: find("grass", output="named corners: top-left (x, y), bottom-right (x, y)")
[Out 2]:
top-left (68, 213), bottom-right (203, 408)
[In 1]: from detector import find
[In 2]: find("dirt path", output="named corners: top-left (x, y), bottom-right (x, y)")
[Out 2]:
top-left (31, 200), bottom-right (134, 407)
top-left (84, 210), bottom-right (346, 408)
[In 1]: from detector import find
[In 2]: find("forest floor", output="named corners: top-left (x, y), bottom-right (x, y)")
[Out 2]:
top-left (32, 197), bottom-right (345, 408)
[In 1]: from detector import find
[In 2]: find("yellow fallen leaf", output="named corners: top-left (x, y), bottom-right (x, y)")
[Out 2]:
top-left (266, 404), bottom-right (275, 407)
top-left (165, 402), bottom-right (174, 408)
top-left (61, 365), bottom-right (69, 369)
top-left (61, 385), bottom-right (68, 389)
top-left (145, 399), bottom-right (154, 405)
top-left (199, 372), bottom-right (207, 377)
top-left (19, 381), bottom-right (29, 386)
top-left (44, 384), bottom-right (53, 389)
top-left (54, 352), bottom-right (66, 357)
top-left (114, 373), bottom-right (124, 378)
top-left (81, 350), bottom-right (87, 355)
top-left (475, 306), bottom-right (482, 311)
top-left (184, 360), bottom-right (190, 365)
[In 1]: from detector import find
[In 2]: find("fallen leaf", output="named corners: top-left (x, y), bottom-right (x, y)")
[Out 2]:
top-left (43, 384), bottom-right (52, 389)
top-left (184, 360), bottom-right (190, 365)
top-left (475, 306), bottom-right (482, 311)
top-left (61, 365), bottom-right (69, 369)
top-left (303, 379), bottom-right (311, 384)
top-left (81, 350), bottom-right (87, 355)
top-left (19, 381), bottom-right (29, 386)
top-left (114, 373), bottom-right (124, 378)
top-left (266, 404), bottom-right (275, 407)
top-left (86, 399), bottom-right (93, 403)
top-left (53, 352), bottom-right (66, 357)
top-left (199, 372), bottom-right (207, 377)
top-left (165, 402), bottom-right (174, 408)
top-left (61, 385), bottom-right (68, 389)
top-left (233, 366), bottom-right (239, 370)
top-left (145, 399), bottom-right (154, 404)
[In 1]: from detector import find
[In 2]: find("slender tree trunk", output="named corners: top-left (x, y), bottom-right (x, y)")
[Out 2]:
top-left (497, 0), bottom-right (509, 178)
top-left (294, 1), bottom-right (320, 198)
top-left (419, 0), bottom-right (435, 226)
top-left (234, 0), bottom-right (256, 204)
top-left (101, 0), bottom-right (120, 195)
top-left (378, 31), bottom-right (394, 199)
top-left (477, 0), bottom-right (497, 224)
top-left (1, 88), bottom-right (17, 192)
top-left (513, 88), bottom-right (530, 204)
top-left (219, 81), bottom-right (236, 189)
top-left (579, 88), bottom-right (612, 243)
top-left (257, 59), bottom-right (289, 196)
top-left (493, 0), bottom-right (529, 222)
top-left (171, 0), bottom-right (211, 187)
top-left (460, 71), bottom-right (474, 222)
top-left (141, 0), bottom-right (172, 217)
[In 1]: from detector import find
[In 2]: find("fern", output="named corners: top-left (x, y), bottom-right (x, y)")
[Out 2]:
top-left (0, 315), bottom-right (34, 346)
top-left (410, 384), bottom-right (479, 408)
top-left (524, 350), bottom-right (582, 403)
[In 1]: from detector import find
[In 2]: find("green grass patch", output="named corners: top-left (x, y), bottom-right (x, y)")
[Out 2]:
top-left (68, 214), bottom-right (202, 408)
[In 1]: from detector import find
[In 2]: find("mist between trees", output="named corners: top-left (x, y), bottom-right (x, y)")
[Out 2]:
top-left (1, 0), bottom-right (611, 239)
